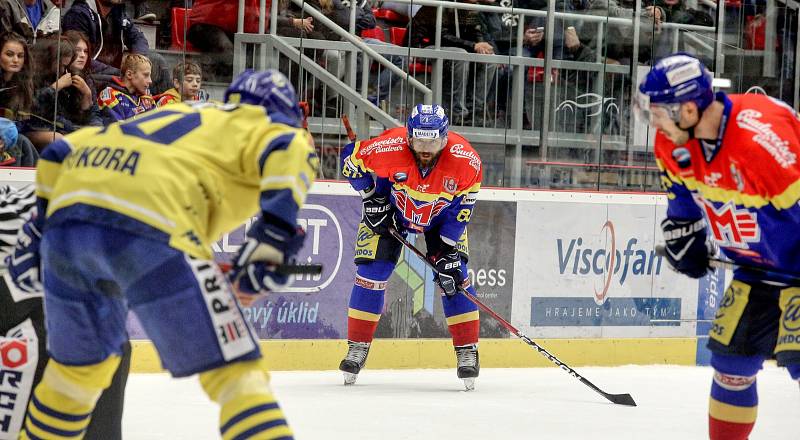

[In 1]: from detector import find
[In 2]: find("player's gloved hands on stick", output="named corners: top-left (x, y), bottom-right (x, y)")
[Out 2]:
top-left (661, 217), bottom-right (713, 279)
top-left (362, 191), bottom-right (397, 236)
top-left (230, 216), bottom-right (306, 298)
top-left (5, 219), bottom-right (43, 294)
top-left (428, 246), bottom-right (464, 298)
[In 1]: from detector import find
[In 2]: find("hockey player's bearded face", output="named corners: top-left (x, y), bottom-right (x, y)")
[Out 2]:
top-left (410, 136), bottom-right (446, 168)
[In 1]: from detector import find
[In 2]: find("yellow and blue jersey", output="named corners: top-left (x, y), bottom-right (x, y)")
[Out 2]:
top-left (35, 101), bottom-right (318, 259)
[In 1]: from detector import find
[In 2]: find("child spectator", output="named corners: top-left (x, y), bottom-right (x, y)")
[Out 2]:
top-left (0, 116), bottom-right (36, 166)
top-left (155, 61), bottom-right (203, 106)
top-left (97, 53), bottom-right (155, 123)
top-left (30, 33), bottom-right (102, 136)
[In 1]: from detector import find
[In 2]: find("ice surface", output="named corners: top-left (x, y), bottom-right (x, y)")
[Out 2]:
top-left (124, 365), bottom-right (797, 439)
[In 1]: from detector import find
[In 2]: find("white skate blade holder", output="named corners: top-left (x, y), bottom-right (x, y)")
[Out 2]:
top-left (462, 378), bottom-right (475, 391)
top-left (343, 372), bottom-right (358, 385)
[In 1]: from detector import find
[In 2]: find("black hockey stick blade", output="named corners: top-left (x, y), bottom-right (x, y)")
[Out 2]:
top-left (584, 380), bottom-right (637, 406)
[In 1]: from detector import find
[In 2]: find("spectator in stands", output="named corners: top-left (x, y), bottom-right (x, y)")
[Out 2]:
top-left (651, 0), bottom-right (714, 61)
top-left (97, 53), bottom-right (155, 123)
top-left (0, 116), bottom-right (37, 166)
top-left (30, 33), bottom-right (102, 138)
top-left (61, 0), bottom-right (170, 94)
top-left (0, 32), bottom-right (41, 159)
top-left (406, 3), bottom-right (493, 124)
top-left (155, 61), bottom-right (204, 106)
top-left (0, 0), bottom-right (60, 44)
top-left (576, 0), bottom-right (662, 64)
top-left (188, 1), bottom-right (264, 79)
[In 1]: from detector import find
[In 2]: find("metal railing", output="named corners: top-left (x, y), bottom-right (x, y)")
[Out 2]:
top-left (233, 0), bottom-right (798, 190)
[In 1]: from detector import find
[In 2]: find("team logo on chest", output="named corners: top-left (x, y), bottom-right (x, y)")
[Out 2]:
top-left (443, 176), bottom-right (457, 194)
top-left (392, 188), bottom-right (450, 226)
top-left (699, 199), bottom-right (760, 248)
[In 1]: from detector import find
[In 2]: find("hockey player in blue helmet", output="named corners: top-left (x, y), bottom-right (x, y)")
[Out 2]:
top-left (407, 103), bottom-right (449, 169)
top-left (225, 68), bottom-right (306, 128)
top-left (636, 52), bottom-right (715, 147)
top-left (7, 69), bottom-right (316, 440)
top-left (639, 53), bottom-right (800, 440)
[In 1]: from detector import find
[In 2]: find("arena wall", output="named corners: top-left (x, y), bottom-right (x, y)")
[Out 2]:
top-left (1, 171), bottom-right (724, 372)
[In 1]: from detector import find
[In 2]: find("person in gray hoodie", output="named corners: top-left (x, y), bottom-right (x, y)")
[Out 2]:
top-left (61, 0), bottom-right (170, 93)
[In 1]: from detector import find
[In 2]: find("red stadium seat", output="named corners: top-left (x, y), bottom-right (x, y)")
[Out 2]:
top-left (389, 28), bottom-right (431, 74)
top-left (171, 7), bottom-right (198, 52)
top-left (360, 27), bottom-right (386, 42)
top-left (374, 8), bottom-right (409, 24)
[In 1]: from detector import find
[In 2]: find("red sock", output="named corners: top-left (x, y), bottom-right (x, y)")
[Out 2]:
top-left (709, 416), bottom-right (755, 440)
top-left (347, 316), bottom-right (379, 343)
top-left (449, 319), bottom-right (479, 347)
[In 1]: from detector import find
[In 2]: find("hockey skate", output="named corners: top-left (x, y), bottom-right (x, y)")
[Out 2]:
top-left (455, 344), bottom-right (480, 391)
top-left (339, 340), bottom-right (371, 385)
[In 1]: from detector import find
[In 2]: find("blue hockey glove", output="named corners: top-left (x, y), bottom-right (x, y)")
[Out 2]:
top-left (661, 217), bottom-right (712, 279)
top-left (362, 192), bottom-right (397, 236)
top-left (428, 246), bottom-right (464, 298)
top-left (4, 220), bottom-right (42, 294)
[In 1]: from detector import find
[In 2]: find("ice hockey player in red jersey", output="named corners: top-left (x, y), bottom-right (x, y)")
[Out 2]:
top-left (638, 53), bottom-right (800, 440)
top-left (339, 104), bottom-right (482, 390)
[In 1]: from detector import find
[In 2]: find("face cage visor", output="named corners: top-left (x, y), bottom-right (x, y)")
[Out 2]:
top-left (635, 91), bottom-right (682, 126)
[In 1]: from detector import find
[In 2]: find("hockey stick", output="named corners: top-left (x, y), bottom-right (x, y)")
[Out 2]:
top-left (388, 227), bottom-right (637, 407)
top-left (218, 262), bottom-right (323, 276)
top-left (654, 245), bottom-right (800, 284)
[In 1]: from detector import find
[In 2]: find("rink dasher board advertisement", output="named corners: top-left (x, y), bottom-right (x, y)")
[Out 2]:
top-left (511, 195), bottom-right (702, 339)
top-left (0, 173), bottom-right (721, 353)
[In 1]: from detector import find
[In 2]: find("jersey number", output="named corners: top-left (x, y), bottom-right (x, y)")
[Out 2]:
top-left (457, 209), bottom-right (471, 222)
top-left (118, 110), bottom-right (202, 145)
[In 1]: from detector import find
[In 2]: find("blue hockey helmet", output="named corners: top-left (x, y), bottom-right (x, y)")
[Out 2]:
top-left (407, 104), bottom-right (449, 141)
top-left (636, 53), bottom-right (714, 124)
top-left (0, 117), bottom-right (17, 152)
top-left (225, 69), bottom-right (304, 128)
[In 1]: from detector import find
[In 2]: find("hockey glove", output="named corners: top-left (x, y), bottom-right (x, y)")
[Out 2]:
top-left (362, 192), bottom-right (397, 236)
top-left (4, 220), bottom-right (43, 294)
top-left (429, 246), bottom-right (465, 298)
top-left (230, 217), bottom-right (306, 295)
top-left (661, 217), bottom-right (712, 279)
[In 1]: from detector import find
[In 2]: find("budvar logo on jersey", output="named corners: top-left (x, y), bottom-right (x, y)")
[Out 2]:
top-left (556, 220), bottom-right (664, 305)
top-left (392, 188), bottom-right (449, 226)
top-left (736, 109), bottom-right (797, 168)
top-left (213, 204), bottom-right (343, 294)
top-left (698, 199), bottom-right (760, 249)
top-left (449, 144), bottom-right (480, 172)
top-left (359, 137), bottom-right (404, 156)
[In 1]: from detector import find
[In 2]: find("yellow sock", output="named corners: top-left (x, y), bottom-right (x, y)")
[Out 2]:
top-left (200, 359), bottom-right (294, 440)
top-left (21, 356), bottom-right (120, 440)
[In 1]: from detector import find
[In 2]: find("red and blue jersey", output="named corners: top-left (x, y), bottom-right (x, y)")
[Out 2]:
top-left (656, 93), bottom-right (800, 282)
top-left (97, 77), bottom-right (156, 123)
top-left (341, 126), bottom-right (482, 244)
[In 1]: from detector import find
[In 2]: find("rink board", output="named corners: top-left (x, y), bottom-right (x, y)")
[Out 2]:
top-left (0, 173), bottom-right (724, 371)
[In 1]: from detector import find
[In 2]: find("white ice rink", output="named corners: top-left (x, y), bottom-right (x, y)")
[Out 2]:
top-left (124, 364), bottom-right (798, 439)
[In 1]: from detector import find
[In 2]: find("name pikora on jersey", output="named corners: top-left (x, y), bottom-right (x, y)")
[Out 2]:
top-left (656, 94), bottom-right (800, 274)
top-left (342, 127), bottom-right (482, 242)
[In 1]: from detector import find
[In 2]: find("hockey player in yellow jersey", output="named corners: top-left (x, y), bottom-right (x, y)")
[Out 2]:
top-left (5, 69), bottom-right (317, 440)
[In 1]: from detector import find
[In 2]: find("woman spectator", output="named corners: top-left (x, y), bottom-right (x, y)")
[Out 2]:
top-left (0, 31), bottom-right (51, 152)
top-left (30, 32), bottom-right (102, 136)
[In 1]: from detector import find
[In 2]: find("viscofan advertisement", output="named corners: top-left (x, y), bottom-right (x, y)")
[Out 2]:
top-left (0, 174), bottom-right (725, 348)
